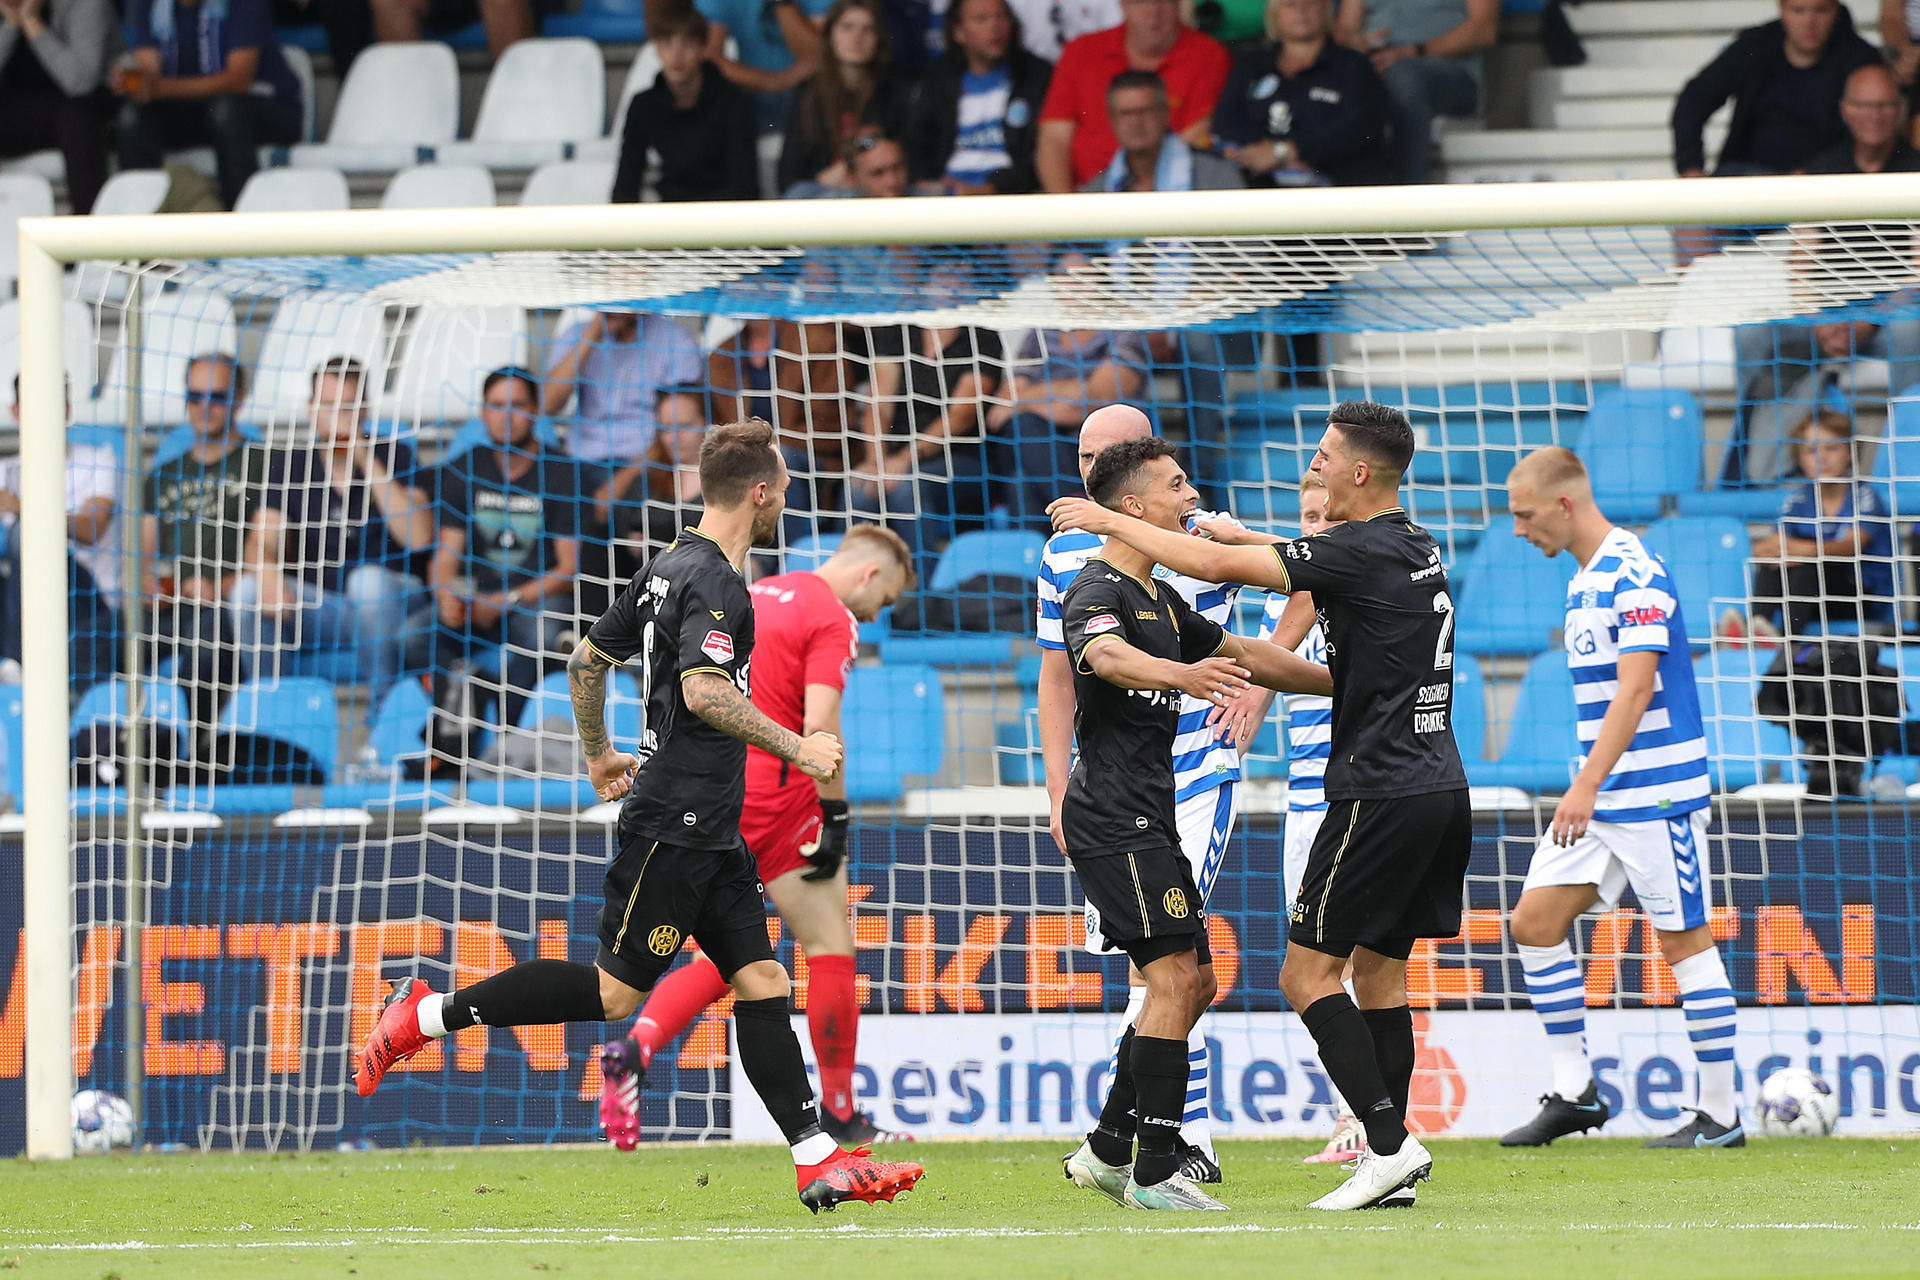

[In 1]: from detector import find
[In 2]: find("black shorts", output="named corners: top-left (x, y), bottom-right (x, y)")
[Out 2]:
top-left (596, 831), bottom-right (774, 991)
top-left (1287, 789), bottom-right (1472, 960)
top-left (1072, 845), bottom-right (1212, 968)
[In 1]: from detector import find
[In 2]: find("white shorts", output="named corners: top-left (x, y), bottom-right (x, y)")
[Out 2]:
top-left (1084, 781), bottom-right (1239, 955)
top-left (1282, 806), bottom-right (1327, 908)
top-left (1521, 808), bottom-right (1714, 934)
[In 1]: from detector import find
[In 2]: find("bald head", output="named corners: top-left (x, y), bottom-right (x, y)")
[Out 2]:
top-left (1077, 404), bottom-right (1153, 487)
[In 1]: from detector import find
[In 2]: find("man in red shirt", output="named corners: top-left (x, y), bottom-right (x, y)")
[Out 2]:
top-left (600, 525), bottom-right (917, 1148)
top-left (1036, 0), bottom-right (1231, 191)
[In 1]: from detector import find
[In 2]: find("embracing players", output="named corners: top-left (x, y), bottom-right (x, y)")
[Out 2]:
top-left (1053, 402), bottom-right (1471, 1211)
top-left (600, 526), bottom-right (918, 1149)
top-left (354, 420), bottom-right (924, 1212)
top-left (1055, 438), bottom-right (1333, 1211)
top-left (1036, 405), bottom-right (1249, 1183)
top-left (1501, 447), bottom-right (1741, 1149)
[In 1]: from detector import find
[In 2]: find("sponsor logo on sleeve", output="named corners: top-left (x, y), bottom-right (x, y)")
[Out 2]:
top-left (1085, 614), bottom-right (1120, 635)
top-left (702, 630), bottom-right (734, 663)
top-left (1621, 606), bottom-right (1668, 627)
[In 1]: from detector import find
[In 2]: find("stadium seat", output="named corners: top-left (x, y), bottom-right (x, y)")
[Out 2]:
top-left (1574, 387), bottom-right (1704, 522)
top-left (0, 298), bottom-right (95, 408)
top-left (1479, 650), bottom-right (1579, 792)
top-left (1639, 516), bottom-right (1749, 645)
top-left (437, 39), bottom-right (607, 170)
top-left (1873, 394), bottom-right (1920, 523)
top-left (85, 286), bottom-right (238, 427)
top-left (368, 679), bottom-right (433, 772)
top-left (842, 664), bottom-right (944, 802)
top-left (437, 412), bottom-right (565, 461)
top-left (575, 41), bottom-right (661, 165)
top-left (0, 150), bottom-right (62, 182)
top-left (785, 533), bottom-right (842, 573)
top-left (1452, 530), bottom-right (1572, 656)
top-left (543, 0), bottom-right (646, 42)
top-left (930, 530), bottom-right (1046, 592)
top-left (72, 678), bottom-right (195, 764)
top-left (245, 296), bottom-right (389, 427)
top-left (512, 670), bottom-right (641, 742)
top-left (289, 42), bottom-right (461, 174)
top-left (519, 159), bottom-right (617, 207)
top-left (88, 168), bottom-right (171, 217)
top-left (1695, 645), bottom-right (1801, 790)
top-left (381, 306), bottom-right (528, 423)
top-left (0, 173), bottom-right (55, 291)
top-left (232, 166), bottom-right (350, 214)
top-left (283, 44), bottom-right (317, 143)
top-left (1451, 653), bottom-right (1494, 777)
top-left (216, 677), bottom-right (338, 786)
top-left (150, 421), bottom-right (264, 468)
top-left (994, 704), bottom-right (1043, 786)
top-left (0, 686), bottom-right (19, 807)
top-left (380, 163), bottom-right (497, 210)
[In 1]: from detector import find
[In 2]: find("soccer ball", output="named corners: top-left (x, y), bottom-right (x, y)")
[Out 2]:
top-left (1755, 1068), bottom-right (1840, 1137)
top-left (70, 1089), bottom-right (135, 1155)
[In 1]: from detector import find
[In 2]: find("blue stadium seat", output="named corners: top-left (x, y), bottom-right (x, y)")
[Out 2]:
top-left (1673, 487), bottom-right (1789, 521)
top-left (1452, 531), bottom-right (1573, 656)
top-left (437, 414), bottom-right (566, 463)
top-left (785, 533), bottom-right (841, 574)
top-left (72, 677), bottom-right (194, 760)
top-left (994, 701), bottom-right (1042, 786)
top-left (369, 679), bottom-right (433, 771)
top-left (515, 669), bottom-right (641, 743)
top-left (842, 664), bottom-right (943, 802)
top-left (1451, 654), bottom-right (1493, 778)
top-left (1480, 651), bottom-right (1579, 793)
top-left (1872, 395), bottom-right (1920, 522)
top-left (1639, 516), bottom-right (1749, 645)
top-left (1695, 646), bottom-right (1801, 790)
top-left (1575, 387), bottom-right (1704, 522)
top-left (543, 0), bottom-right (646, 41)
top-left (152, 421), bottom-right (262, 467)
top-left (275, 23), bottom-right (329, 52)
top-left (218, 677), bottom-right (338, 785)
top-left (930, 530), bottom-right (1046, 592)
top-left (0, 686), bottom-right (19, 806)
top-left (878, 632), bottom-right (1018, 666)
top-left (168, 784), bottom-right (303, 815)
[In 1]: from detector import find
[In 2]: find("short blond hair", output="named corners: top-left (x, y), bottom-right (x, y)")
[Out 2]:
top-left (1298, 472), bottom-right (1325, 494)
top-left (1507, 445), bottom-right (1588, 494)
top-left (833, 523), bottom-right (919, 591)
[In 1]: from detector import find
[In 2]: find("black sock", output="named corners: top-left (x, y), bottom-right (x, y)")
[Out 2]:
top-left (443, 960), bottom-right (604, 1031)
top-left (1363, 1005), bottom-right (1416, 1119)
top-left (1088, 1026), bottom-right (1138, 1167)
top-left (733, 996), bottom-right (823, 1147)
top-left (1128, 1034), bottom-right (1191, 1186)
top-left (1301, 992), bottom-right (1405, 1156)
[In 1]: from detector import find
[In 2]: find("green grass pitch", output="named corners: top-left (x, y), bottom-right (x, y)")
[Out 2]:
top-left (1, 1138), bottom-right (1914, 1280)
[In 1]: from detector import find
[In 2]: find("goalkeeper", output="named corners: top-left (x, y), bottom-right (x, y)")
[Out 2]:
top-left (599, 526), bottom-right (918, 1150)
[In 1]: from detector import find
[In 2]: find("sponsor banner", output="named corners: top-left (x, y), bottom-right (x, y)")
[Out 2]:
top-left (732, 1007), bottom-right (1920, 1140)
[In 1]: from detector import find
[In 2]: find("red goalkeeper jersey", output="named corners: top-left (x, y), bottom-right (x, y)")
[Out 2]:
top-left (743, 570), bottom-right (858, 803)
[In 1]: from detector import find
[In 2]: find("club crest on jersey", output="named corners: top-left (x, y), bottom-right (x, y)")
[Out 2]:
top-left (647, 925), bottom-right (681, 956)
top-left (701, 630), bottom-right (733, 663)
top-left (1085, 613), bottom-right (1120, 635)
top-left (1573, 629), bottom-right (1597, 656)
top-left (1163, 888), bottom-right (1189, 918)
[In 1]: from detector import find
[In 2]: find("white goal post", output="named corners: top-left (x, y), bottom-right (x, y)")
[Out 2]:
top-left (18, 173), bottom-right (1920, 1159)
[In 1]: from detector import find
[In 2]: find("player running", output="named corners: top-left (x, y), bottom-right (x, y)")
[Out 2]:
top-left (354, 420), bottom-right (925, 1213)
top-left (1055, 438), bottom-right (1332, 1212)
top-left (1036, 404), bottom-right (1248, 1184)
top-left (1052, 402), bottom-right (1471, 1211)
top-left (599, 526), bottom-right (917, 1150)
top-left (1500, 446), bottom-right (1742, 1150)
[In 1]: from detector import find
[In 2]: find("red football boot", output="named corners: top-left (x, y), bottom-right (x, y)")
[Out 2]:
top-left (355, 977), bottom-right (434, 1098)
top-left (796, 1145), bottom-right (926, 1213)
top-left (598, 1038), bottom-right (643, 1152)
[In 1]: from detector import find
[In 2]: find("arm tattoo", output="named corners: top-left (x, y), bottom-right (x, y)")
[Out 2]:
top-left (568, 642), bottom-right (614, 760)
top-left (684, 672), bottom-right (803, 761)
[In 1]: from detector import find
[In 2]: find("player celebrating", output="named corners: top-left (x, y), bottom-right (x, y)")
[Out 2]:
top-left (1052, 402), bottom-right (1471, 1211)
top-left (1056, 438), bottom-right (1332, 1211)
top-left (599, 526), bottom-right (917, 1150)
top-left (1500, 447), bottom-right (1740, 1150)
top-left (1036, 404), bottom-right (1246, 1183)
top-left (354, 420), bottom-right (925, 1213)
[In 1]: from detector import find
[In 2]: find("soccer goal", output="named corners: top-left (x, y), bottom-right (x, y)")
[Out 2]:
top-left (10, 177), bottom-right (1920, 1160)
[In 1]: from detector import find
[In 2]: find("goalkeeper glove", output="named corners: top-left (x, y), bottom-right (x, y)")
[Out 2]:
top-left (801, 799), bottom-right (850, 881)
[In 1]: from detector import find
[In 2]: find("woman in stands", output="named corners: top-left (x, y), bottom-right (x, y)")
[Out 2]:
top-left (1213, 0), bottom-right (1395, 186)
top-left (1733, 408), bottom-right (1898, 640)
top-left (777, 0), bottom-right (910, 196)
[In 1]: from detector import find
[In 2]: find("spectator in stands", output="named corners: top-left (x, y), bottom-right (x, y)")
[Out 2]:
top-left (406, 367), bottom-right (581, 761)
top-left (1672, 0), bottom-right (1878, 179)
top-left (1036, 0), bottom-right (1230, 193)
top-left (1808, 62), bottom-right (1920, 172)
top-left (138, 353), bottom-right (260, 738)
top-left (1725, 408), bottom-right (1898, 640)
top-left (699, 0), bottom-right (826, 134)
top-left (986, 269), bottom-right (1149, 525)
top-left (584, 388), bottom-right (707, 605)
top-left (611, 5), bottom-right (758, 203)
top-left (1334, 0), bottom-right (1494, 184)
top-left (846, 128), bottom-right (911, 196)
top-left (541, 308), bottom-right (706, 475)
top-left (232, 357), bottom-right (435, 699)
top-left (1879, 0), bottom-right (1920, 122)
top-left (904, 0), bottom-right (1053, 194)
top-left (1082, 69), bottom-right (1242, 190)
top-left (1215, 0), bottom-right (1395, 187)
top-left (370, 0), bottom-right (537, 61)
top-left (111, 0), bottom-right (303, 211)
top-left (272, 0), bottom-right (372, 76)
top-left (0, 0), bottom-right (118, 215)
top-left (779, 0), bottom-right (912, 195)
top-left (0, 374), bottom-right (119, 688)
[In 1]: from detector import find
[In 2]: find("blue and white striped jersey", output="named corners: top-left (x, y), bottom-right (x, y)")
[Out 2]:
top-left (1036, 515), bottom-right (1244, 800)
top-left (1564, 527), bottom-right (1711, 823)
top-left (1259, 594), bottom-right (1331, 813)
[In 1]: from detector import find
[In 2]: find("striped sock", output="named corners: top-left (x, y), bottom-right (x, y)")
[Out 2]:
top-left (1179, 1028), bottom-right (1213, 1158)
top-left (1673, 947), bottom-right (1739, 1128)
top-left (1518, 941), bottom-right (1592, 1099)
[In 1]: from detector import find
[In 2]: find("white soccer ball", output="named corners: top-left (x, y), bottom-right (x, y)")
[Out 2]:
top-left (1755, 1067), bottom-right (1840, 1137)
top-left (69, 1089), bottom-right (135, 1155)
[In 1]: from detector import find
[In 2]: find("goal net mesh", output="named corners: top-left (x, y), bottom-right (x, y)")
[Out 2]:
top-left (7, 214), bottom-right (1918, 1154)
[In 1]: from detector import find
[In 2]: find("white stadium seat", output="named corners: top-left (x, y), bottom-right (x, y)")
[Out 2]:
top-left (0, 151), bottom-right (64, 183)
top-left (0, 173), bottom-right (55, 291)
top-left (87, 287), bottom-right (238, 426)
top-left (381, 306), bottom-right (528, 424)
top-left (380, 164), bottom-right (498, 210)
top-left (246, 297), bottom-right (391, 429)
top-left (0, 298), bottom-right (95, 407)
top-left (233, 166), bottom-right (350, 214)
top-left (283, 44), bottom-right (317, 142)
top-left (575, 36), bottom-right (736, 168)
top-left (437, 38), bottom-right (607, 170)
top-left (289, 42), bottom-right (461, 174)
top-left (67, 171), bottom-right (174, 303)
top-left (518, 159), bottom-right (615, 206)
